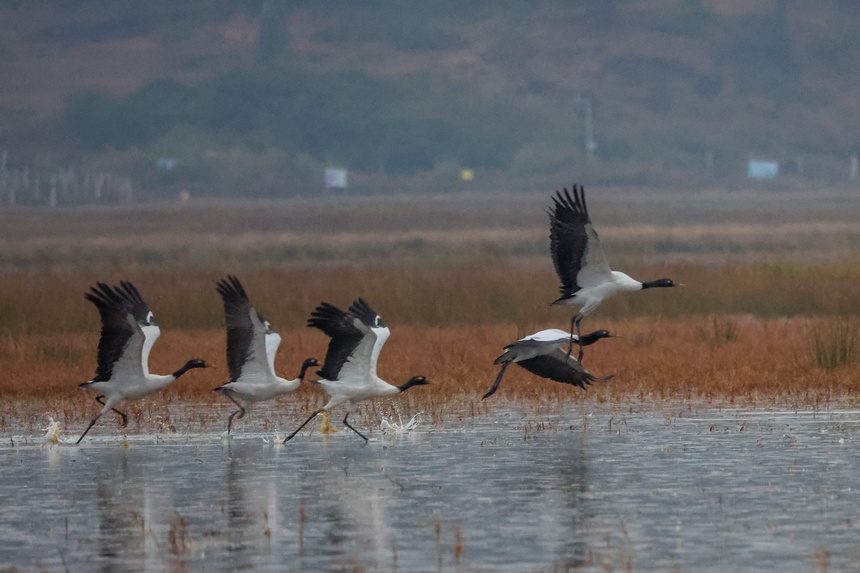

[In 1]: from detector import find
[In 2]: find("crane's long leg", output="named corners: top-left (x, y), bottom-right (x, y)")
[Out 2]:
top-left (481, 363), bottom-right (510, 400)
top-left (566, 314), bottom-right (576, 355)
top-left (575, 316), bottom-right (584, 362)
top-left (96, 395), bottom-right (127, 427)
top-left (566, 314), bottom-right (585, 362)
top-left (283, 409), bottom-right (323, 443)
top-left (223, 393), bottom-right (246, 435)
top-left (76, 411), bottom-right (104, 444)
top-left (342, 412), bottom-right (369, 443)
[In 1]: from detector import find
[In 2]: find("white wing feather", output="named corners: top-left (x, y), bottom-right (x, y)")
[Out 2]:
top-left (522, 329), bottom-right (572, 344)
top-left (367, 325), bottom-right (390, 378)
top-left (265, 331), bottom-right (282, 378)
top-left (110, 313), bottom-right (154, 380)
top-left (337, 318), bottom-right (390, 382)
top-left (575, 224), bottom-right (614, 288)
top-left (236, 308), bottom-right (273, 383)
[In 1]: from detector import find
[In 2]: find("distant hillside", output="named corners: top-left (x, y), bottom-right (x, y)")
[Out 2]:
top-left (1, 0), bottom-right (859, 201)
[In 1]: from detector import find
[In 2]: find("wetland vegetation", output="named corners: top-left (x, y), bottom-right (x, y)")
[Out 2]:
top-left (0, 189), bottom-right (857, 436)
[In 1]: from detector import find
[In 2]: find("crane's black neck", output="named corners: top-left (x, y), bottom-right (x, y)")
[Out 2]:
top-left (296, 359), bottom-right (316, 382)
top-left (172, 359), bottom-right (206, 379)
top-left (579, 330), bottom-right (612, 346)
top-left (641, 278), bottom-right (675, 290)
top-left (398, 376), bottom-right (428, 393)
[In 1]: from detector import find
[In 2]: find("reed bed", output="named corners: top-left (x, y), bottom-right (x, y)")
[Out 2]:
top-left (1, 260), bottom-right (859, 338)
top-left (2, 314), bottom-right (858, 437)
top-left (1, 191), bottom-right (858, 436)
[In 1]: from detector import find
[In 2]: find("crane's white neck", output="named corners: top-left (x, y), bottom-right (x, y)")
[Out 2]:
top-left (610, 271), bottom-right (644, 292)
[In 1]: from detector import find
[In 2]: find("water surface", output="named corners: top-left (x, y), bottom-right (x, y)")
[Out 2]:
top-left (1, 407), bottom-right (858, 572)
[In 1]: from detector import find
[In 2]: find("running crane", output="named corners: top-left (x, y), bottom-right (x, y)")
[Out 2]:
top-left (213, 275), bottom-right (319, 435)
top-left (77, 281), bottom-right (208, 443)
top-left (283, 298), bottom-right (428, 443)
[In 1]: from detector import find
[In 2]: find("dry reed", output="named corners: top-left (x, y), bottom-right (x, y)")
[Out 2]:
top-left (809, 320), bottom-right (858, 371)
top-left (1, 261), bottom-right (859, 338)
top-left (2, 315), bottom-right (858, 435)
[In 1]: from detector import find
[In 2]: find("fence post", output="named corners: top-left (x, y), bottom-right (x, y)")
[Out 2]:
top-left (0, 150), bottom-right (6, 205)
top-left (49, 173), bottom-right (58, 208)
top-left (10, 168), bottom-right (18, 206)
top-left (121, 177), bottom-right (133, 204)
top-left (0, 155), bottom-right (132, 206)
top-left (33, 172), bottom-right (41, 203)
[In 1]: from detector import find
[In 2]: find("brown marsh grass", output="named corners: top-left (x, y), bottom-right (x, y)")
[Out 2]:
top-left (810, 319), bottom-right (858, 371)
top-left (1, 260), bottom-right (859, 337)
top-left (2, 309), bottom-right (858, 435)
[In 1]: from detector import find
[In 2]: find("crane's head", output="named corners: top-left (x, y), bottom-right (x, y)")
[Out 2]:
top-left (580, 329), bottom-right (614, 346)
top-left (296, 357), bottom-right (320, 381)
top-left (398, 375), bottom-right (429, 393)
top-left (173, 358), bottom-right (210, 379)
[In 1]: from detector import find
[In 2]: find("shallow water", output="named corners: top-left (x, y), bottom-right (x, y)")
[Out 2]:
top-left (2, 407), bottom-right (859, 572)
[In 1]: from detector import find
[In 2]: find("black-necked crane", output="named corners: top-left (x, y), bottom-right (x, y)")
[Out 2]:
top-left (77, 281), bottom-right (208, 444)
top-left (213, 275), bottom-right (318, 435)
top-left (482, 328), bottom-right (614, 400)
top-left (549, 184), bottom-right (679, 360)
top-left (283, 298), bottom-right (428, 444)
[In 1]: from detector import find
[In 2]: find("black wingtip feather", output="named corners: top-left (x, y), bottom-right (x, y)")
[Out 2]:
top-left (85, 282), bottom-right (125, 313)
top-left (85, 280), bottom-right (152, 382)
top-left (307, 302), bottom-right (348, 333)
top-left (551, 184), bottom-right (589, 223)
top-left (117, 280), bottom-right (144, 305)
top-left (547, 183), bottom-right (598, 298)
top-left (348, 297), bottom-right (383, 327)
top-left (117, 281), bottom-right (152, 323)
top-left (216, 275), bottom-right (266, 324)
top-left (215, 274), bottom-right (249, 302)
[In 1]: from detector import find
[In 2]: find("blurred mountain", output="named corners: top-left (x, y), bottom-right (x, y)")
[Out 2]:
top-left (1, 0), bottom-right (858, 199)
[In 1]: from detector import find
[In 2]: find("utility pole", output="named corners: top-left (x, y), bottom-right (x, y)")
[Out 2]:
top-left (577, 95), bottom-right (597, 162)
top-left (0, 150), bottom-right (6, 205)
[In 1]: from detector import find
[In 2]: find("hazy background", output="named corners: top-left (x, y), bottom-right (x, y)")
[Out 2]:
top-left (2, 0), bottom-right (859, 203)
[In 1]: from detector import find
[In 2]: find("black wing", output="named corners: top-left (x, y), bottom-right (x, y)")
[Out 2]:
top-left (115, 281), bottom-right (155, 325)
top-left (85, 282), bottom-right (137, 382)
top-left (349, 297), bottom-right (386, 329)
top-left (307, 302), bottom-right (364, 381)
top-left (549, 185), bottom-right (614, 299)
top-left (549, 185), bottom-right (591, 298)
top-left (216, 275), bottom-right (269, 381)
top-left (517, 353), bottom-right (612, 389)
